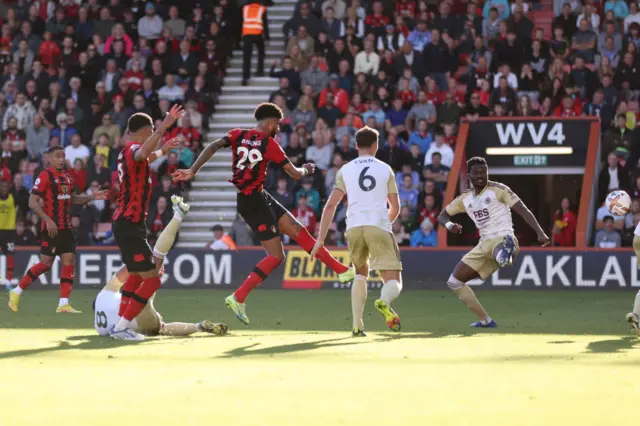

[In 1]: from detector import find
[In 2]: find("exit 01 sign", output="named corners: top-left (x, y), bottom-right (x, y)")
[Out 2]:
top-left (513, 155), bottom-right (548, 166)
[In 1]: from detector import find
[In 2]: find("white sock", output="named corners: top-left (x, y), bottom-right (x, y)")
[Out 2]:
top-left (114, 317), bottom-right (133, 332)
top-left (380, 279), bottom-right (402, 304)
top-left (12, 287), bottom-right (22, 295)
top-left (352, 275), bottom-right (367, 330)
top-left (58, 298), bottom-right (69, 307)
top-left (634, 290), bottom-right (640, 316)
top-left (481, 316), bottom-right (493, 325)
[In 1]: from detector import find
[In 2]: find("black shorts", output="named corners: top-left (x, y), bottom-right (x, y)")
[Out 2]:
top-left (0, 230), bottom-right (15, 254)
top-left (40, 228), bottom-right (75, 256)
top-left (237, 190), bottom-right (288, 241)
top-left (113, 218), bottom-right (155, 272)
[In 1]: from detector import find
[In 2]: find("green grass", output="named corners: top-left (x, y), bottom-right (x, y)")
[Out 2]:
top-left (1, 289), bottom-right (639, 426)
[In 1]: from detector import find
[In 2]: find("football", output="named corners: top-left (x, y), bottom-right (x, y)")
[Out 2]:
top-left (606, 190), bottom-right (631, 216)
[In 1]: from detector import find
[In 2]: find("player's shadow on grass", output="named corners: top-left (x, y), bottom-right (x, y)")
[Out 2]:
top-left (218, 336), bottom-right (365, 358)
top-left (0, 334), bottom-right (156, 360)
top-left (585, 336), bottom-right (639, 354)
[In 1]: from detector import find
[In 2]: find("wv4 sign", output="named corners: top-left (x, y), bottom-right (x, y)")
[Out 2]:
top-left (465, 118), bottom-right (592, 168)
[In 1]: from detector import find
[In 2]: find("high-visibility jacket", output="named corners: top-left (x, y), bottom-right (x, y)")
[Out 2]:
top-left (242, 3), bottom-right (266, 36)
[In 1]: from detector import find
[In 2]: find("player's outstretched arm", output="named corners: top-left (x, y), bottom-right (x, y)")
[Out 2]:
top-left (511, 200), bottom-right (550, 246)
top-left (71, 188), bottom-right (108, 205)
top-left (173, 138), bottom-right (228, 182)
top-left (437, 210), bottom-right (463, 234)
top-left (148, 136), bottom-right (183, 163)
top-left (29, 194), bottom-right (57, 237)
top-left (310, 188), bottom-right (345, 259)
top-left (282, 162), bottom-right (315, 180)
top-left (134, 104), bottom-right (184, 162)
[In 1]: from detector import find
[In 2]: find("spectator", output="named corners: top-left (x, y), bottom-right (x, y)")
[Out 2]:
top-left (362, 99), bottom-right (386, 127)
top-left (270, 58), bottom-right (301, 94)
top-left (283, 2), bottom-right (321, 38)
top-left (3, 92), bottom-right (36, 131)
top-left (410, 218), bottom-right (437, 247)
top-left (424, 130), bottom-right (454, 168)
top-left (423, 152), bottom-right (450, 192)
top-left (490, 76), bottom-right (517, 114)
top-left (306, 132), bottom-right (334, 171)
top-left (318, 75), bottom-right (349, 114)
top-left (164, 5), bottom-right (186, 39)
top-left (392, 219), bottom-right (411, 246)
top-left (147, 196), bottom-right (173, 248)
top-left (272, 175), bottom-right (295, 210)
top-left (231, 215), bottom-right (255, 246)
top-left (335, 112), bottom-right (358, 146)
top-left (407, 20), bottom-right (431, 53)
top-left (292, 193), bottom-right (317, 234)
top-left (594, 215), bottom-right (622, 248)
top-left (354, 39), bottom-right (380, 76)
top-left (92, 114), bottom-right (122, 146)
top-left (295, 177), bottom-right (321, 214)
top-left (398, 174), bottom-right (419, 212)
top-left (51, 113), bottom-right (77, 148)
top-left (26, 114), bottom-right (49, 161)
top-left (158, 151), bottom-right (188, 181)
top-left (158, 74), bottom-right (185, 102)
top-left (599, 152), bottom-right (630, 204)
top-left (437, 92), bottom-right (462, 125)
top-left (395, 163), bottom-right (419, 191)
top-left (301, 55), bottom-right (329, 97)
top-left (615, 52), bottom-right (640, 99)
top-left (377, 128), bottom-right (408, 171)
top-left (378, 24), bottom-right (406, 53)
top-left (138, 3), bottom-right (164, 41)
top-left (572, 18), bottom-right (597, 64)
top-left (406, 91), bottom-right (437, 128)
top-left (15, 220), bottom-right (36, 246)
top-left (605, 0), bottom-right (629, 19)
top-left (463, 92), bottom-right (490, 121)
top-left (335, 134), bottom-right (358, 161)
top-left (65, 134), bottom-right (90, 167)
top-left (625, 3), bottom-right (640, 32)
top-left (207, 224), bottom-right (238, 250)
top-left (423, 30), bottom-right (454, 91)
top-left (552, 197), bottom-right (577, 247)
top-left (321, 7), bottom-right (344, 41)
top-left (553, 94), bottom-right (583, 117)
top-left (69, 158), bottom-right (88, 193)
top-left (483, 7), bottom-right (502, 43)
top-left (407, 119), bottom-right (432, 153)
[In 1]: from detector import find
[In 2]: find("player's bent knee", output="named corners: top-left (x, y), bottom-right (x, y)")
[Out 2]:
top-left (447, 275), bottom-right (464, 290)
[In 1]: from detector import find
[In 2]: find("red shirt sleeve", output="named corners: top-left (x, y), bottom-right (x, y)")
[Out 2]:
top-left (222, 128), bottom-right (242, 149)
top-left (31, 171), bottom-right (49, 196)
top-left (264, 137), bottom-right (289, 167)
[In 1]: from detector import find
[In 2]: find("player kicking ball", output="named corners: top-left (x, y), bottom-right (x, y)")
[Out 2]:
top-left (94, 195), bottom-right (228, 338)
top-left (438, 157), bottom-right (550, 327)
top-left (312, 127), bottom-right (402, 336)
top-left (173, 103), bottom-right (354, 325)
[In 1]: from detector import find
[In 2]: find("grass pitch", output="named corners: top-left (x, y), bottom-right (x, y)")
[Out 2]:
top-left (1, 289), bottom-right (639, 426)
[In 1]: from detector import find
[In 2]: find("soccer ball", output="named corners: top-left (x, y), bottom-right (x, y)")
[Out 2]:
top-left (606, 190), bottom-right (631, 216)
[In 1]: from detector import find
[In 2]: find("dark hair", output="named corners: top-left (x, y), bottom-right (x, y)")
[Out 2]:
top-left (127, 112), bottom-right (153, 133)
top-left (355, 126), bottom-right (379, 148)
top-left (434, 129), bottom-right (445, 137)
top-left (254, 102), bottom-right (284, 121)
top-left (431, 151), bottom-right (442, 159)
top-left (47, 145), bottom-right (64, 154)
top-left (467, 156), bottom-right (487, 169)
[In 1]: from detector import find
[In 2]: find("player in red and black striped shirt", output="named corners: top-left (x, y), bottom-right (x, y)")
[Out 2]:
top-left (173, 103), bottom-right (355, 325)
top-left (109, 105), bottom-right (184, 341)
top-left (8, 146), bottom-right (107, 314)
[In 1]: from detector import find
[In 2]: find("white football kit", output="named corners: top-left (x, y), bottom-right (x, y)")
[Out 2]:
top-left (94, 289), bottom-right (123, 336)
top-left (336, 155), bottom-right (397, 233)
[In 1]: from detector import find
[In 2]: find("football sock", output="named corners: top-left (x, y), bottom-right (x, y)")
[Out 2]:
top-left (234, 255), bottom-right (283, 303)
top-left (118, 275), bottom-right (143, 317)
top-left (295, 227), bottom-right (349, 274)
top-left (352, 275), bottom-right (367, 330)
top-left (60, 264), bottom-right (74, 300)
top-left (161, 322), bottom-right (199, 336)
top-left (634, 290), bottom-right (640, 316)
top-left (153, 216), bottom-right (182, 258)
top-left (381, 279), bottom-right (402, 304)
top-left (113, 317), bottom-right (133, 333)
top-left (18, 262), bottom-right (51, 291)
top-left (454, 284), bottom-right (491, 321)
top-left (122, 276), bottom-right (162, 322)
top-left (6, 253), bottom-right (14, 281)
top-left (59, 298), bottom-right (69, 307)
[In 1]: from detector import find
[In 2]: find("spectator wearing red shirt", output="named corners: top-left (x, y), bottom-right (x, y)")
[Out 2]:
top-left (396, 0), bottom-right (416, 19)
top-left (318, 75), bottom-right (350, 114)
top-left (397, 77), bottom-right (417, 109)
top-left (417, 193), bottom-right (439, 227)
top-left (38, 31), bottom-right (61, 68)
top-left (292, 194), bottom-right (317, 234)
top-left (552, 197), bottom-right (577, 246)
top-left (365, 1), bottom-right (390, 37)
top-left (123, 59), bottom-right (144, 91)
top-left (68, 158), bottom-right (88, 192)
top-left (168, 115), bottom-right (202, 151)
top-left (104, 24), bottom-right (135, 57)
top-left (553, 95), bottom-right (583, 117)
top-left (425, 78), bottom-right (441, 106)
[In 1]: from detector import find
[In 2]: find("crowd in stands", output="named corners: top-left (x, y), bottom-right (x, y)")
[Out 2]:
top-left (257, 0), bottom-right (640, 248)
top-left (0, 0), bottom-right (231, 245)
